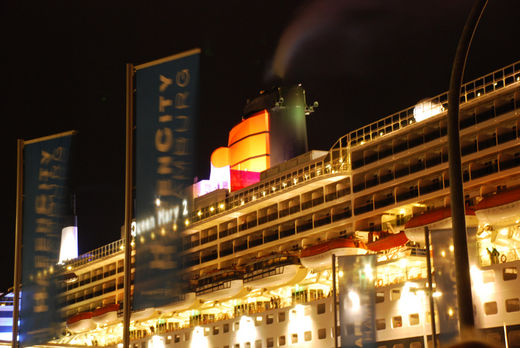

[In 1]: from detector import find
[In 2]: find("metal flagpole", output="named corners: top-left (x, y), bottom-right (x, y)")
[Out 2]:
top-left (12, 139), bottom-right (24, 348)
top-left (123, 63), bottom-right (135, 348)
top-left (447, 0), bottom-right (487, 337)
top-left (332, 254), bottom-right (338, 348)
top-left (424, 227), bottom-right (437, 348)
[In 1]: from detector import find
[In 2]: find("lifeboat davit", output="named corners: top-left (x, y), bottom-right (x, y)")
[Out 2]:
top-left (243, 254), bottom-right (308, 289)
top-left (474, 188), bottom-right (520, 227)
top-left (404, 207), bottom-right (478, 243)
top-left (300, 238), bottom-right (367, 270)
top-left (196, 269), bottom-right (246, 302)
top-left (66, 312), bottom-right (96, 333)
top-left (159, 292), bottom-right (197, 313)
top-left (92, 303), bottom-right (120, 325)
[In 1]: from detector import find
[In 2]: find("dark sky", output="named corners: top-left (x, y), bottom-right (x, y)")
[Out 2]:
top-left (1, 0), bottom-right (519, 292)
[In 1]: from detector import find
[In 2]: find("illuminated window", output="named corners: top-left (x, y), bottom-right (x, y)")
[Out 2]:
top-left (291, 334), bottom-right (298, 344)
top-left (234, 321), bottom-right (240, 331)
top-left (376, 318), bottom-right (386, 330)
top-left (484, 301), bottom-right (498, 315)
top-left (279, 335), bottom-right (286, 346)
top-left (506, 298), bottom-right (520, 312)
top-left (266, 314), bottom-right (274, 324)
top-left (409, 313), bottom-right (420, 326)
top-left (166, 336), bottom-right (171, 344)
top-left (255, 339), bottom-right (262, 348)
top-left (266, 337), bottom-right (274, 348)
top-left (245, 342), bottom-right (251, 348)
top-left (318, 328), bottom-right (326, 339)
top-left (278, 311), bottom-right (285, 322)
top-left (213, 326), bottom-right (219, 335)
top-left (204, 327), bottom-right (210, 336)
top-left (304, 331), bottom-right (312, 341)
top-left (504, 267), bottom-right (518, 281)
top-left (391, 289), bottom-right (401, 301)
top-left (174, 334), bottom-right (180, 343)
top-left (392, 316), bottom-right (402, 328)
top-left (317, 303), bottom-right (326, 314)
top-left (376, 292), bottom-right (385, 303)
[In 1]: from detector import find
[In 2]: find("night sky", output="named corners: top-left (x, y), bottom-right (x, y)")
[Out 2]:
top-left (1, 0), bottom-right (519, 292)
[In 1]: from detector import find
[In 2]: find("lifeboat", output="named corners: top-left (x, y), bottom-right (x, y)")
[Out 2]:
top-left (404, 207), bottom-right (477, 243)
top-left (196, 269), bottom-right (247, 302)
top-left (66, 312), bottom-right (96, 333)
top-left (92, 303), bottom-right (120, 325)
top-left (131, 307), bottom-right (157, 321)
top-left (367, 231), bottom-right (409, 252)
top-left (300, 238), bottom-right (367, 270)
top-left (243, 253), bottom-right (308, 289)
top-left (474, 187), bottom-right (520, 227)
top-left (159, 292), bottom-right (197, 313)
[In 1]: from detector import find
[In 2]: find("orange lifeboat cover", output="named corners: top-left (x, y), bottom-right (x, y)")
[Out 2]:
top-left (474, 187), bottom-right (520, 211)
top-left (367, 231), bottom-right (409, 252)
top-left (300, 239), bottom-right (366, 258)
top-left (67, 311), bottom-right (93, 324)
top-left (404, 207), bottom-right (475, 229)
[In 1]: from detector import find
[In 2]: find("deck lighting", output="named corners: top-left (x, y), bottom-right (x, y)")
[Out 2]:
top-left (449, 244), bottom-right (454, 252)
top-left (210, 206), bottom-right (215, 212)
top-left (198, 211), bottom-right (202, 216)
top-left (155, 198), bottom-right (161, 207)
top-left (219, 203), bottom-right (225, 209)
top-left (185, 219), bottom-right (190, 226)
top-left (413, 99), bottom-right (444, 122)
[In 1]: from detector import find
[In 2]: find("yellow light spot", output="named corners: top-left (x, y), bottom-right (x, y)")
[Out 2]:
top-left (66, 266), bottom-right (72, 271)
top-left (339, 270), bottom-right (344, 277)
top-left (197, 211), bottom-right (202, 216)
top-left (172, 224), bottom-right (177, 232)
top-left (155, 198), bottom-right (161, 207)
top-left (441, 250), bottom-right (446, 257)
top-left (210, 206), bottom-right (215, 212)
top-left (185, 219), bottom-right (190, 226)
top-left (448, 307), bottom-right (454, 317)
top-left (140, 236), bottom-right (145, 243)
top-left (160, 228), bottom-right (166, 236)
top-left (449, 245), bottom-right (454, 252)
top-left (380, 131), bottom-right (384, 136)
top-left (151, 232), bottom-right (156, 240)
top-left (219, 203), bottom-right (225, 209)
top-left (477, 92), bottom-right (481, 97)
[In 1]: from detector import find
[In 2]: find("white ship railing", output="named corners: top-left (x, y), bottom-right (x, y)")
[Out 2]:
top-left (332, 60), bottom-right (520, 150)
top-left (62, 239), bottom-right (125, 268)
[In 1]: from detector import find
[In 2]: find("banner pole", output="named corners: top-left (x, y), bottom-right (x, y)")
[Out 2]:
top-left (12, 139), bottom-right (24, 348)
top-left (123, 63), bottom-right (135, 348)
top-left (332, 254), bottom-right (338, 348)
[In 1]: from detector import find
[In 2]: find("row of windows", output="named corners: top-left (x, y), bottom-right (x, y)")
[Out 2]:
top-left (376, 313), bottom-right (423, 330)
top-left (168, 328), bottom-right (330, 347)
top-left (481, 267), bottom-right (518, 283)
top-left (484, 298), bottom-right (520, 315)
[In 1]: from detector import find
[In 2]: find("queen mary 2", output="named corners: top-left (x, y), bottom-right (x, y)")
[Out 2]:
top-left (48, 61), bottom-right (520, 347)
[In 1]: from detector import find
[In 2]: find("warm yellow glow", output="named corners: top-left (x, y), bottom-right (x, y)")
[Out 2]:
top-left (67, 266), bottom-right (72, 271)
top-left (185, 219), bottom-right (190, 226)
top-left (449, 245), bottom-right (454, 252)
top-left (190, 326), bottom-right (209, 348)
top-left (155, 198), bottom-right (161, 207)
top-left (149, 335), bottom-right (165, 348)
top-left (432, 291), bottom-right (442, 298)
top-left (197, 211), bottom-right (202, 216)
top-left (209, 206), bottom-right (215, 212)
top-left (441, 250), bottom-right (446, 257)
top-left (338, 270), bottom-right (344, 277)
top-left (348, 291), bottom-right (361, 312)
top-left (219, 203), bottom-right (224, 209)
top-left (448, 307), bottom-right (454, 317)
top-left (160, 228), bottom-right (166, 236)
top-left (499, 228), bottom-right (509, 236)
top-left (236, 316), bottom-right (256, 343)
top-left (364, 264), bottom-right (374, 281)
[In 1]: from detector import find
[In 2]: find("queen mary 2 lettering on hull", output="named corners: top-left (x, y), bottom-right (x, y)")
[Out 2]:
top-left (134, 49), bottom-right (200, 310)
top-left (32, 60), bottom-right (520, 348)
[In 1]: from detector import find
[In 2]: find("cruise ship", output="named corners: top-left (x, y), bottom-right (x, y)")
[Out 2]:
top-left (40, 60), bottom-right (520, 348)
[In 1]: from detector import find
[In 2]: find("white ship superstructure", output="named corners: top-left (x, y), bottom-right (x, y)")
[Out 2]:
top-left (47, 61), bottom-right (520, 348)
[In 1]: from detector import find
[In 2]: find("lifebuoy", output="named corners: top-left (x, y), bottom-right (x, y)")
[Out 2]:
top-left (500, 254), bottom-right (507, 263)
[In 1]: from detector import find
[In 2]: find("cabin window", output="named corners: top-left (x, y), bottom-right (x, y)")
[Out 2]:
top-left (184, 332), bottom-right (190, 341)
top-left (506, 298), bottom-right (520, 312)
top-left (254, 339), bottom-right (262, 348)
top-left (409, 313), bottom-right (420, 326)
top-left (291, 333), bottom-right (298, 344)
top-left (317, 302), bottom-right (326, 314)
top-left (376, 318), bottom-right (386, 330)
top-left (234, 322), bottom-right (240, 331)
top-left (503, 267), bottom-right (518, 281)
top-left (174, 334), bottom-right (180, 343)
top-left (245, 343), bottom-right (251, 348)
top-left (204, 327), bottom-right (210, 336)
top-left (266, 314), bottom-right (274, 324)
top-left (279, 311), bottom-right (285, 322)
top-left (318, 328), bottom-right (327, 339)
top-left (223, 323), bottom-right (229, 333)
top-left (278, 335), bottom-right (286, 346)
top-left (392, 316), bottom-right (403, 328)
top-left (483, 270), bottom-right (495, 283)
top-left (304, 331), bottom-right (312, 341)
top-left (376, 292), bottom-right (385, 303)
top-left (390, 289), bottom-right (401, 301)
top-left (484, 301), bottom-right (498, 315)
top-left (213, 326), bottom-right (219, 335)
top-left (234, 344), bottom-right (240, 348)
top-left (266, 337), bottom-right (274, 348)
top-left (255, 316), bottom-right (262, 326)
top-left (165, 336), bottom-right (171, 344)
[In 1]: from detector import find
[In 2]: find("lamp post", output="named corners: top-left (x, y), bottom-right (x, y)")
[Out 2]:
top-left (447, 0), bottom-right (487, 337)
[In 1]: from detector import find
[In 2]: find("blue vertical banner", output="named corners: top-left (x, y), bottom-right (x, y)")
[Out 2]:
top-left (20, 132), bottom-right (75, 347)
top-left (134, 49), bottom-right (200, 310)
top-left (337, 254), bottom-right (377, 348)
